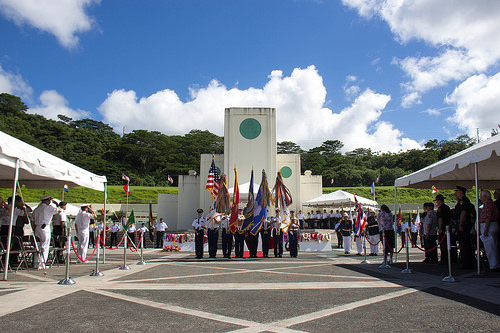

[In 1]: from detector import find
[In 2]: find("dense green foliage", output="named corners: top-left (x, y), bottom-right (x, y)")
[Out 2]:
top-left (1, 93), bottom-right (475, 189)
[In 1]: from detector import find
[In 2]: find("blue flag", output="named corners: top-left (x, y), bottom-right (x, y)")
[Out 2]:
top-left (241, 170), bottom-right (255, 231)
top-left (370, 182), bottom-right (375, 196)
top-left (249, 170), bottom-right (271, 236)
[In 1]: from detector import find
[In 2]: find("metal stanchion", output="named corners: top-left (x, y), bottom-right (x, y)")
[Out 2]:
top-left (379, 230), bottom-right (391, 269)
top-left (137, 232), bottom-right (146, 265)
top-left (90, 235), bottom-right (104, 276)
top-left (360, 230), bottom-right (370, 264)
top-left (119, 234), bottom-right (130, 270)
top-left (401, 231), bottom-right (413, 274)
top-left (58, 227), bottom-right (76, 285)
top-left (442, 225), bottom-right (456, 282)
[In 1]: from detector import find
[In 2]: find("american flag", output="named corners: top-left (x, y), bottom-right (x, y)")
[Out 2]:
top-left (122, 174), bottom-right (130, 182)
top-left (205, 157), bottom-right (219, 197)
top-left (167, 175), bottom-right (174, 185)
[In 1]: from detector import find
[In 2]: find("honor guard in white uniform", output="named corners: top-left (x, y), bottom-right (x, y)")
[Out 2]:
top-left (155, 218), bottom-right (168, 248)
top-left (366, 210), bottom-right (379, 255)
top-left (32, 195), bottom-right (59, 269)
top-left (74, 204), bottom-right (96, 262)
top-left (220, 214), bottom-right (233, 258)
top-left (272, 209), bottom-right (283, 257)
top-left (340, 213), bottom-right (352, 254)
top-left (192, 209), bottom-right (205, 259)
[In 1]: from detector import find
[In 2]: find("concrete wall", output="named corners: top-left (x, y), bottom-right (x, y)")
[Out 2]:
top-left (199, 154), bottom-right (224, 212)
top-left (300, 170), bottom-right (323, 211)
top-left (277, 154), bottom-right (301, 211)
top-left (224, 107), bottom-right (277, 188)
top-left (157, 194), bottom-right (178, 229)
top-left (177, 171), bottom-right (201, 230)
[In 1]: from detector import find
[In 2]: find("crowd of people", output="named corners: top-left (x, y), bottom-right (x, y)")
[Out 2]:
top-left (1, 186), bottom-right (499, 271)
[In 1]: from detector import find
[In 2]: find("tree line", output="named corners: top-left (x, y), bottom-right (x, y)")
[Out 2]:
top-left (0, 93), bottom-right (476, 187)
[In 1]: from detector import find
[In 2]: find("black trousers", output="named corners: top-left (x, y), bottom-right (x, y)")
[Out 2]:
top-left (438, 230), bottom-right (448, 263)
top-left (458, 226), bottom-right (473, 268)
top-left (261, 230), bottom-right (271, 257)
top-left (424, 235), bottom-right (438, 262)
top-left (128, 232), bottom-right (135, 247)
top-left (247, 232), bottom-right (259, 257)
top-left (110, 232), bottom-right (118, 246)
top-left (156, 231), bottom-right (164, 248)
top-left (273, 231), bottom-right (283, 257)
top-left (234, 232), bottom-right (245, 258)
top-left (195, 229), bottom-right (204, 258)
top-left (89, 231), bottom-right (95, 247)
top-left (336, 231), bottom-right (343, 248)
top-left (222, 228), bottom-right (233, 258)
top-left (208, 229), bottom-right (218, 258)
top-left (289, 230), bottom-right (298, 257)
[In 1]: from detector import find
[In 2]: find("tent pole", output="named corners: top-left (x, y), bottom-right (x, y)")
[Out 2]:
top-left (103, 182), bottom-right (107, 264)
top-left (3, 159), bottom-right (19, 281)
top-left (475, 163), bottom-right (480, 275)
top-left (394, 184), bottom-right (398, 262)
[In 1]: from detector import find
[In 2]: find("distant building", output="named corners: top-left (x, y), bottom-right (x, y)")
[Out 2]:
top-left (158, 107), bottom-right (322, 230)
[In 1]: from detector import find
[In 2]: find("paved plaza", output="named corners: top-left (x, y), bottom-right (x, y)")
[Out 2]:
top-left (1, 246), bottom-right (499, 332)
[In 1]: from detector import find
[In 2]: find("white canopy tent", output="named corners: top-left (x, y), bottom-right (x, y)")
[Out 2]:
top-left (0, 131), bottom-right (107, 280)
top-left (228, 182), bottom-right (259, 196)
top-left (303, 190), bottom-right (378, 209)
top-left (395, 134), bottom-right (500, 275)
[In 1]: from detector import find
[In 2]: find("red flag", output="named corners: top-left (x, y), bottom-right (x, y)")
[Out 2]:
top-left (123, 183), bottom-right (129, 194)
top-left (397, 206), bottom-right (401, 231)
top-left (229, 169), bottom-right (239, 234)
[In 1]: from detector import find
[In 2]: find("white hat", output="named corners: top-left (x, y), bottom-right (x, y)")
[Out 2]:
top-left (40, 195), bottom-right (51, 201)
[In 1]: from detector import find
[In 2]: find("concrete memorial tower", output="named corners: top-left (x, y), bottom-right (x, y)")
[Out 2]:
top-left (224, 107), bottom-right (277, 187)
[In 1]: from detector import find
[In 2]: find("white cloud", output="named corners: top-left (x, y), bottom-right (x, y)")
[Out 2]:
top-left (29, 90), bottom-right (89, 120)
top-left (99, 66), bottom-right (420, 152)
top-left (0, 0), bottom-right (99, 48)
top-left (343, 0), bottom-right (500, 107)
top-left (445, 73), bottom-right (500, 137)
top-left (0, 65), bottom-right (32, 97)
top-left (401, 91), bottom-right (420, 108)
top-left (424, 108), bottom-right (440, 116)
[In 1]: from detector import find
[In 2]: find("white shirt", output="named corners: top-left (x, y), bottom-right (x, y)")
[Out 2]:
top-left (33, 203), bottom-right (58, 226)
top-left (192, 217), bottom-right (205, 229)
top-left (220, 215), bottom-right (229, 229)
top-left (74, 210), bottom-right (94, 231)
top-left (127, 224), bottom-right (136, 233)
top-left (297, 213), bottom-right (304, 220)
top-left (110, 224), bottom-right (120, 232)
top-left (0, 207), bottom-right (10, 226)
top-left (271, 216), bottom-right (281, 230)
top-left (97, 223), bottom-right (105, 231)
top-left (322, 212), bottom-right (329, 219)
top-left (155, 221), bottom-right (168, 231)
top-left (52, 210), bottom-right (67, 226)
top-left (138, 226), bottom-right (148, 233)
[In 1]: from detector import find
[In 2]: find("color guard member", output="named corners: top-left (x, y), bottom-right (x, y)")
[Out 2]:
top-left (192, 208), bottom-right (205, 259)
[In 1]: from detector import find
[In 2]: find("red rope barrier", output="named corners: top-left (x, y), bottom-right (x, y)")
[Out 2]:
top-left (100, 234), bottom-right (125, 250)
top-left (71, 235), bottom-right (100, 263)
top-left (384, 235), bottom-right (405, 254)
top-left (408, 232), bottom-right (447, 253)
top-left (128, 234), bottom-right (143, 253)
top-left (366, 236), bottom-right (381, 246)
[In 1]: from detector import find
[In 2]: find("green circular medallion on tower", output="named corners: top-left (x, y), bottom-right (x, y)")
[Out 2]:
top-left (239, 118), bottom-right (262, 139)
top-left (280, 166), bottom-right (292, 178)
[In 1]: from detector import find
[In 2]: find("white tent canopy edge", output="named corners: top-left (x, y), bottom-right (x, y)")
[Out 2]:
top-left (1, 131), bottom-right (107, 281)
top-left (394, 134), bottom-right (500, 275)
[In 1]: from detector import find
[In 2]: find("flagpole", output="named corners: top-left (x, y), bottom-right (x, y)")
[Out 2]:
top-left (62, 188), bottom-right (64, 201)
top-left (126, 181), bottom-right (129, 214)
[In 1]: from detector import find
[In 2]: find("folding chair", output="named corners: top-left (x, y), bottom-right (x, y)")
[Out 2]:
top-left (22, 235), bottom-right (40, 269)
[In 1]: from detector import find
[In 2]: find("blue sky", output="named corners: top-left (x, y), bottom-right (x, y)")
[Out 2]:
top-left (1, 0), bottom-right (499, 152)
